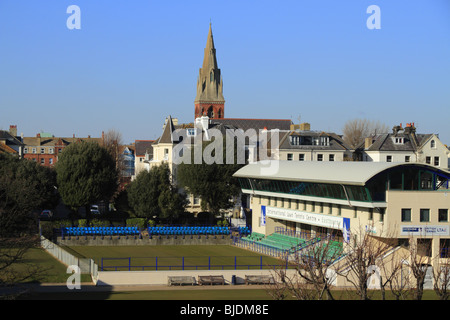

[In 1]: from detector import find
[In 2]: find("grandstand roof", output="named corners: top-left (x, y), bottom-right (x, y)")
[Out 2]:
top-left (233, 160), bottom-right (450, 186)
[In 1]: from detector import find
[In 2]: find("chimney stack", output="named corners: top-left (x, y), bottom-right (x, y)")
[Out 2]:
top-left (300, 123), bottom-right (311, 131)
top-left (9, 125), bottom-right (17, 137)
top-left (365, 137), bottom-right (374, 149)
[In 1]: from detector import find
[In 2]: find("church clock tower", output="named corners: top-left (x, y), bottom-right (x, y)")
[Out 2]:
top-left (194, 24), bottom-right (225, 120)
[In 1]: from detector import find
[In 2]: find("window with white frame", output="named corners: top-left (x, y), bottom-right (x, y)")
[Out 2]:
top-left (434, 157), bottom-right (440, 166)
top-left (393, 137), bottom-right (404, 144)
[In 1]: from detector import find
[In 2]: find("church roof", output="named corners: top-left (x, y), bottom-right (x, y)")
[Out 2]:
top-left (210, 118), bottom-right (292, 132)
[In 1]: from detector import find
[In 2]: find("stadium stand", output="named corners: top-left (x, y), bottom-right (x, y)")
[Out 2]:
top-left (61, 226), bottom-right (140, 237)
top-left (238, 231), bottom-right (344, 263)
top-left (60, 224), bottom-right (251, 241)
top-left (241, 232), bottom-right (306, 251)
top-left (147, 226), bottom-right (232, 236)
top-left (309, 239), bottom-right (344, 262)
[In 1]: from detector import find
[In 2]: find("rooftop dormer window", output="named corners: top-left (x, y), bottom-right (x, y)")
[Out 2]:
top-left (187, 128), bottom-right (197, 137)
top-left (393, 137), bottom-right (404, 144)
top-left (431, 140), bottom-right (436, 149)
top-left (290, 136), bottom-right (300, 145)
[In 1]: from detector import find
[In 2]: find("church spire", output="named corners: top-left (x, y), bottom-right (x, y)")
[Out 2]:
top-left (195, 23), bottom-right (225, 120)
top-left (202, 23), bottom-right (217, 70)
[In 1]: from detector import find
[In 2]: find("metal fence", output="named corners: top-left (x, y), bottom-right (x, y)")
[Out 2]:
top-left (99, 255), bottom-right (289, 271)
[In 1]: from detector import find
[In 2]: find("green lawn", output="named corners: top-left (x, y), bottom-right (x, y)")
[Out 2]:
top-left (3, 247), bottom-right (91, 284)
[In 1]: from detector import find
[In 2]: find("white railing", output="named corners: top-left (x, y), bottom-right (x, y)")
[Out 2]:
top-left (40, 236), bottom-right (98, 281)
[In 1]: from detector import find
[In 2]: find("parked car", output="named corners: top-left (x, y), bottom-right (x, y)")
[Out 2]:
top-left (39, 210), bottom-right (53, 220)
top-left (90, 205), bottom-right (101, 215)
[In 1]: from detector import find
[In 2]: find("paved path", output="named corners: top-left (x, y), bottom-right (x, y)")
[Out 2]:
top-left (2, 282), bottom-right (271, 295)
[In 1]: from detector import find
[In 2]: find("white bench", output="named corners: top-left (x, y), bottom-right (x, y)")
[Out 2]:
top-left (198, 275), bottom-right (225, 285)
top-left (167, 276), bottom-right (196, 286)
top-left (245, 275), bottom-right (275, 285)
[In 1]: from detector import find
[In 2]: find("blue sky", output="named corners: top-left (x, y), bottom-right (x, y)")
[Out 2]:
top-left (1, 0), bottom-right (449, 145)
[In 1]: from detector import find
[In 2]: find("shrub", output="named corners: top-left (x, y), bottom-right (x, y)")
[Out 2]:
top-left (126, 218), bottom-right (147, 229)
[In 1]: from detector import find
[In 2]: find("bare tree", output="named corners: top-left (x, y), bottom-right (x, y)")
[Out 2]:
top-left (0, 236), bottom-right (41, 285)
top-left (103, 128), bottom-right (124, 164)
top-left (268, 234), bottom-right (343, 300)
top-left (388, 260), bottom-right (413, 300)
top-left (268, 267), bottom-right (311, 300)
top-left (342, 118), bottom-right (389, 149)
top-left (406, 237), bottom-right (432, 300)
top-left (377, 245), bottom-right (411, 300)
top-left (103, 128), bottom-right (126, 192)
top-left (336, 224), bottom-right (396, 300)
top-left (432, 254), bottom-right (450, 300)
top-left (0, 236), bottom-right (51, 299)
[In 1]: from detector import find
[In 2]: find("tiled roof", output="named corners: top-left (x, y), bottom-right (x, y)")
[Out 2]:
top-left (278, 131), bottom-right (352, 151)
top-left (0, 143), bottom-right (17, 154)
top-left (22, 136), bottom-right (102, 147)
top-left (0, 130), bottom-right (24, 146)
top-left (210, 118), bottom-right (292, 131)
top-left (158, 116), bottom-right (175, 144)
top-left (362, 133), bottom-right (433, 152)
top-left (135, 140), bottom-right (155, 156)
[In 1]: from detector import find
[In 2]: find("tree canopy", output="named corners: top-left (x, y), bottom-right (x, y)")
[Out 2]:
top-left (177, 136), bottom-right (244, 216)
top-left (127, 163), bottom-right (186, 224)
top-left (0, 153), bottom-right (57, 236)
top-left (55, 141), bottom-right (118, 215)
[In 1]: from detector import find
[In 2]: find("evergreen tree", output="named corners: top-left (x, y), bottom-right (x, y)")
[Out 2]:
top-left (177, 136), bottom-right (244, 217)
top-left (127, 163), bottom-right (186, 224)
top-left (0, 153), bottom-right (57, 236)
top-left (55, 141), bottom-right (118, 220)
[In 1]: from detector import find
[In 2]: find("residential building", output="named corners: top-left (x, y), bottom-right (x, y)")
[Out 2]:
top-left (22, 132), bottom-right (103, 167)
top-left (119, 145), bottom-right (135, 190)
top-left (277, 122), bottom-right (353, 162)
top-left (133, 140), bottom-right (155, 179)
top-left (357, 123), bottom-right (449, 170)
top-left (0, 125), bottom-right (24, 156)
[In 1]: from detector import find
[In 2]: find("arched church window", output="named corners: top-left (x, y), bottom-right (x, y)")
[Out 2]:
top-left (207, 106), bottom-right (214, 118)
